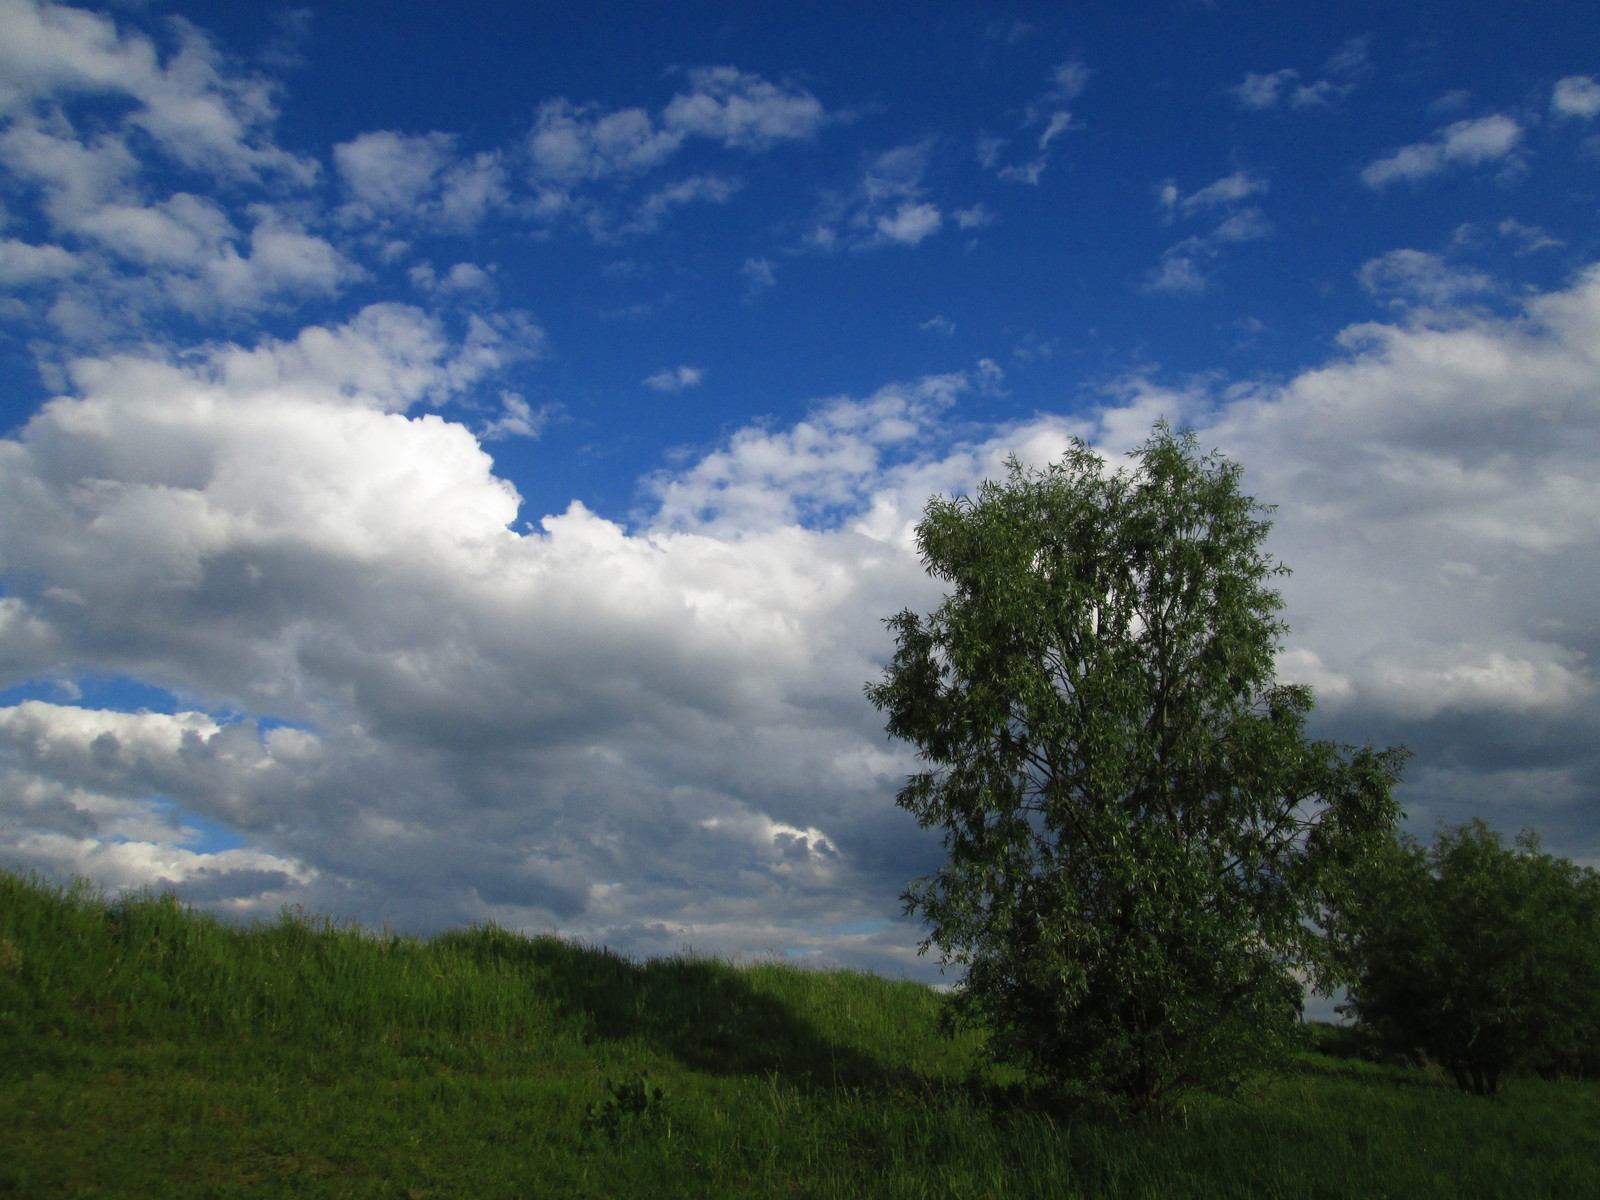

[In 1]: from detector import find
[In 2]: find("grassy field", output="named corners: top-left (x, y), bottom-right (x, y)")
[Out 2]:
top-left (3, 870), bottom-right (1597, 1199)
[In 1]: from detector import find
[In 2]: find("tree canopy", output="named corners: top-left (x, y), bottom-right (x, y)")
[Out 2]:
top-left (867, 425), bottom-right (1408, 1115)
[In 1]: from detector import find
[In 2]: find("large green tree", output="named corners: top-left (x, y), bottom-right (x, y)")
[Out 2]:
top-left (1335, 820), bottom-right (1600, 1095)
top-left (866, 425), bottom-right (1407, 1116)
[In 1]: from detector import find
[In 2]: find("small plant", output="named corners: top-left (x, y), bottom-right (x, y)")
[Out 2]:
top-left (582, 1074), bottom-right (672, 1143)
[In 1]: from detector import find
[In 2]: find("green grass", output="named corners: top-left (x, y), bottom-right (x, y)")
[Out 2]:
top-left (3, 870), bottom-right (1597, 1198)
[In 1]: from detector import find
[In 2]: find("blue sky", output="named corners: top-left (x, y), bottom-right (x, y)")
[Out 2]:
top-left (0, 0), bottom-right (1597, 980)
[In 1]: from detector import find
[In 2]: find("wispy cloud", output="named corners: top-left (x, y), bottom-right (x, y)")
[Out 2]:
top-left (527, 68), bottom-right (828, 187)
top-left (1356, 249), bottom-right (1496, 309)
top-left (1232, 68), bottom-right (1346, 111)
top-left (1552, 75), bottom-right (1600, 120)
top-left (742, 256), bottom-right (776, 299)
top-left (1157, 170), bottom-right (1269, 222)
top-left (1147, 172), bottom-right (1273, 294)
top-left (661, 67), bottom-right (830, 150)
top-left (644, 365), bottom-right (705, 392)
top-left (1361, 115), bottom-right (1524, 188)
top-left (479, 390), bottom-right (554, 440)
top-left (1231, 39), bottom-right (1367, 111)
top-left (808, 141), bottom-right (951, 250)
top-left (980, 58), bottom-right (1090, 185)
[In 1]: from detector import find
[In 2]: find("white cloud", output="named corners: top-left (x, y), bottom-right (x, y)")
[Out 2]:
top-left (527, 68), bottom-right (827, 202)
top-left (809, 141), bottom-right (952, 251)
top-left (953, 203), bottom-right (995, 230)
top-left (644, 365), bottom-right (704, 392)
top-left (997, 157), bottom-right (1049, 185)
top-left (0, 12), bottom-right (361, 334)
top-left (1361, 114), bottom-right (1524, 188)
top-left (1357, 249), bottom-right (1495, 308)
top-left (661, 67), bottom-right (828, 149)
top-left (1553, 75), bottom-right (1600, 119)
top-left (875, 202), bottom-right (941, 245)
top-left (412, 261), bottom-right (496, 298)
top-left (528, 99), bottom-right (683, 184)
top-left (1232, 69), bottom-right (1300, 110)
top-left (975, 132), bottom-right (1006, 171)
top-left (0, 0), bottom-right (312, 183)
top-left (1197, 270), bottom-right (1600, 728)
top-left (335, 131), bottom-right (508, 233)
top-left (479, 391), bottom-right (552, 441)
top-left (0, 336), bottom-right (1005, 957)
top-left (0, 237), bottom-right (80, 284)
top-left (919, 315), bottom-right (955, 337)
top-left (336, 130), bottom-right (455, 211)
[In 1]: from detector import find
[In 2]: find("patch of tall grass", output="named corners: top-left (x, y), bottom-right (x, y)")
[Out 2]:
top-left (3, 868), bottom-right (1597, 1198)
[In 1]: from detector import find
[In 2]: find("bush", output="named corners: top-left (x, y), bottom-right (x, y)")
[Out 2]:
top-left (1336, 820), bottom-right (1600, 1094)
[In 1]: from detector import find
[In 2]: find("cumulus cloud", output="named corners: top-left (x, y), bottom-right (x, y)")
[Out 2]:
top-left (952, 203), bottom-right (995, 230)
top-left (337, 131), bottom-right (456, 212)
top-left (528, 99), bottom-right (684, 184)
top-left (0, 0), bottom-right (313, 183)
top-left (0, 4), bottom-right (360, 336)
top-left (410, 261), bottom-right (497, 300)
top-left (1090, 271), bottom-right (1600, 842)
top-left (0, 3), bottom-right (830, 286)
top-left (333, 131), bottom-right (509, 232)
top-left (5, 267), bottom-right (1600, 964)
top-left (0, 237), bottom-right (80, 284)
top-left (1361, 114), bottom-right (1524, 188)
top-left (0, 337), bottom-right (1023, 963)
top-left (1203, 277), bottom-right (1600, 797)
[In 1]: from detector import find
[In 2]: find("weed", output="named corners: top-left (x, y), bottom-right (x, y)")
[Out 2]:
top-left (583, 1074), bottom-right (673, 1143)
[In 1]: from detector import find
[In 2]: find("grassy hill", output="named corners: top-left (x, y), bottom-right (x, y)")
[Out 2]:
top-left (2, 869), bottom-right (1597, 1198)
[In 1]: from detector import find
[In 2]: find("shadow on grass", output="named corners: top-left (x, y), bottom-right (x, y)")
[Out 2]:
top-left (442, 926), bottom-right (920, 1093)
